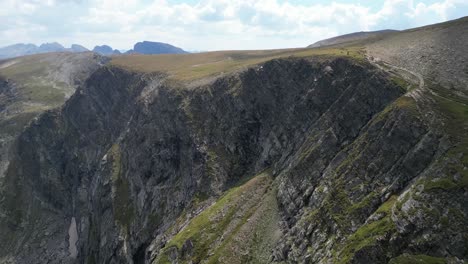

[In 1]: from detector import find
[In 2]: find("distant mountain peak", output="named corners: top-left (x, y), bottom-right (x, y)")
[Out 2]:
top-left (130, 41), bottom-right (187, 55)
top-left (70, 44), bottom-right (89, 52)
top-left (92, 45), bottom-right (121, 55)
top-left (38, 42), bottom-right (66, 52)
top-left (39, 42), bottom-right (64, 48)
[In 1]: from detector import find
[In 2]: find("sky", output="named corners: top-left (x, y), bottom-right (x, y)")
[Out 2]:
top-left (0, 0), bottom-right (467, 51)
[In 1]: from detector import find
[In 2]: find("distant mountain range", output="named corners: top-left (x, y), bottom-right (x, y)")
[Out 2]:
top-left (0, 41), bottom-right (187, 59)
top-left (0, 42), bottom-right (88, 59)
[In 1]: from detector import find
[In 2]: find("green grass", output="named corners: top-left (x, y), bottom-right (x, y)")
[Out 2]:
top-left (111, 46), bottom-right (365, 81)
top-left (109, 144), bottom-right (135, 231)
top-left (423, 178), bottom-right (459, 191)
top-left (206, 203), bottom-right (258, 264)
top-left (430, 83), bottom-right (468, 136)
top-left (20, 83), bottom-right (66, 105)
top-left (0, 54), bottom-right (75, 138)
top-left (389, 254), bottom-right (446, 264)
top-left (110, 144), bottom-right (122, 181)
top-left (336, 195), bottom-right (397, 264)
top-left (308, 178), bottom-right (355, 231)
top-left (368, 96), bottom-right (418, 129)
top-left (435, 93), bottom-right (468, 137)
top-left (206, 182), bottom-right (280, 264)
top-left (154, 171), bottom-right (274, 264)
top-left (426, 84), bottom-right (468, 192)
top-left (0, 55), bottom-right (68, 105)
top-left (0, 57), bottom-right (48, 79)
top-left (391, 76), bottom-right (413, 91)
top-left (394, 96), bottom-right (417, 110)
top-left (376, 195), bottom-right (397, 214)
top-left (348, 191), bottom-right (378, 213)
top-left (165, 182), bottom-right (246, 250)
top-left (418, 171), bottom-right (468, 193)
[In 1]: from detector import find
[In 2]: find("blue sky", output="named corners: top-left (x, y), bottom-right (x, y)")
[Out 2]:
top-left (0, 0), bottom-right (467, 51)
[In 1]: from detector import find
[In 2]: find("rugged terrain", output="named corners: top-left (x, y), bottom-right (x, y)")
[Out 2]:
top-left (0, 52), bottom-right (108, 180)
top-left (0, 17), bottom-right (467, 264)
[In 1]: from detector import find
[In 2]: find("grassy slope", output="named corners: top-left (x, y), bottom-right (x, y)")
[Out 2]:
top-left (111, 46), bottom-right (365, 81)
top-left (154, 171), bottom-right (280, 264)
top-left (0, 54), bottom-right (68, 137)
top-left (308, 30), bottom-right (399, 48)
top-left (0, 53), bottom-right (70, 105)
top-left (0, 52), bottom-right (105, 136)
top-left (426, 84), bottom-right (468, 190)
top-left (389, 254), bottom-right (446, 264)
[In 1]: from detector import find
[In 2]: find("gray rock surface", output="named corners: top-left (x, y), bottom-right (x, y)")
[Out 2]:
top-left (0, 57), bottom-right (431, 263)
top-left (367, 16), bottom-right (468, 95)
top-left (0, 17), bottom-right (467, 264)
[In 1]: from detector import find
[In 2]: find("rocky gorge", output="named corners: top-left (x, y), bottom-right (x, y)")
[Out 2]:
top-left (0, 17), bottom-right (467, 264)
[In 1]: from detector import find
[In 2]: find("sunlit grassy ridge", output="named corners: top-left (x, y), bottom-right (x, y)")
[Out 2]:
top-left (111, 46), bottom-right (365, 81)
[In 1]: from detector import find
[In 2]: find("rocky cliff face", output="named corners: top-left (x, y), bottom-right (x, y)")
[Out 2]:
top-left (0, 53), bottom-right (107, 184)
top-left (0, 54), bottom-right (466, 264)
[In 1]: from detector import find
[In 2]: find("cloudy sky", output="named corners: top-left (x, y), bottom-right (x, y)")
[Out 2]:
top-left (0, 0), bottom-right (467, 51)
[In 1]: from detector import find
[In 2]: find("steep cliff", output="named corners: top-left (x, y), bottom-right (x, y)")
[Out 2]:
top-left (0, 19), bottom-right (467, 264)
top-left (0, 52), bottom-right (107, 185)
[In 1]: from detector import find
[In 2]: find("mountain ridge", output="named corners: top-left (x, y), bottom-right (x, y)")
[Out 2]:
top-left (0, 41), bottom-right (188, 59)
top-left (308, 29), bottom-right (398, 48)
top-left (0, 16), bottom-right (466, 264)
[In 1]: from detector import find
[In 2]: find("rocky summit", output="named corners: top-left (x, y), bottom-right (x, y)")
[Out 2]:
top-left (0, 16), bottom-right (467, 264)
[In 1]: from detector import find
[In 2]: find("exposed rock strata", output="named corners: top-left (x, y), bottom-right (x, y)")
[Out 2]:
top-left (0, 56), bottom-right (466, 264)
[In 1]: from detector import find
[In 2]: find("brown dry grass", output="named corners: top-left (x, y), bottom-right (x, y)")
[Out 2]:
top-left (111, 46), bottom-right (365, 81)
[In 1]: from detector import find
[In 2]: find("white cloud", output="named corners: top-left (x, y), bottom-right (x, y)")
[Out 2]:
top-left (0, 0), bottom-right (467, 51)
